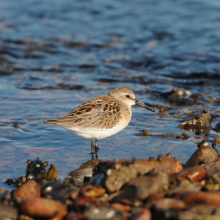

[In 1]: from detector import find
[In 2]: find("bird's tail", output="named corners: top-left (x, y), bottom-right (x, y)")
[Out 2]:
top-left (43, 119), bottom-right (58, 124)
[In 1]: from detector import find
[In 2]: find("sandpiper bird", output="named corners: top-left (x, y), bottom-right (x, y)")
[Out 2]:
top-left (44, 87), bottom-right (154, 154)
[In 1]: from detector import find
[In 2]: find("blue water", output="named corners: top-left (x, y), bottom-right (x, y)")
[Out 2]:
top-left (1, 0), bottom-right (220, 190)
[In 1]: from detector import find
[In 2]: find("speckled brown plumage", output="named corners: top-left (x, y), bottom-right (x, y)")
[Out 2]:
top-left (44, 95), bottom-right (124, 129)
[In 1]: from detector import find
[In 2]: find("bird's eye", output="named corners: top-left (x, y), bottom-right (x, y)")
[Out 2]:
top-left (126, 95), bottom-right (130, 98)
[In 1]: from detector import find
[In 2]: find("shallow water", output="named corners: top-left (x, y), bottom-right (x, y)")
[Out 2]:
top-left (1, 0), bottom-right (220, 190)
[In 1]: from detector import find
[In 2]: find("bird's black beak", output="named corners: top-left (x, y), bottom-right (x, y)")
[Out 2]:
top-left (135, 100), bottom-right (155, 112)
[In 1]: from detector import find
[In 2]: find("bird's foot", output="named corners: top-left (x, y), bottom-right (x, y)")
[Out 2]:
top-left (91, 138), bottom-right (99, 160)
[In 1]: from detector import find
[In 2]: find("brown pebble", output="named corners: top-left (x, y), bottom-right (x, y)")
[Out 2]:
top-left (153, 198), bottom-right (185, 210)
top-left (144, 131), bottom-right (151, 136)
top-left (170, 165), bottom-right (207, 182)
top-left (132, 208), bottom-right (151, 220)
top-left (0, 205), bottom-right (18, 220)
top-left (111, 203), bottom-right (131, 212)
top-left (20, 197), bottom-right (68, 218)
top-left (184, 144), bottom-right (218, 168)
top-left (65, 211), bottom-right (84, 220)
top-left (44, 165), bottom-right (58, 180)
top-left (81, 185), bottom-right (106, 197)
top-left (174, 191), bottom-right (220, 207)
top-left (49, 213), bottom-right (64, 220)
top-left (18, 214), bottom-right (34, 220)
top-left (14, 180), bottom-right (41, 200)
top-left (214, 137), bottom-right (220, 143)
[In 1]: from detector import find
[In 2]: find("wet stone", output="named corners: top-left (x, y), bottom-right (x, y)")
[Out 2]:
top-left (178, 211), bottom-right (199, 220)
top-left (13, 179), bottom-right (41, 200)
top-left (110, 185), bottom-right (142, 205)
top-left (65, 211), bottom-right (84, 220)
top-left (70, 159), bottom-right (101, 183)
top-left (0, 205), bottom-right (18, 220)
top-left (74, 192), bottom-right (101, 212)
top-left (203, 183), bottom-right (220, 191)
top-left (20, 197), bottom-right (68, 218)
top-left (189, 204), bottom-right (220, 216)
top-left (105, 164), bottom-right (151, 193)
top-left (43, 164), bottom-right (58, 180)
top-left (110, 202), bottom-right (131, 213)
top-left (179, 111), bottom-right (212, 134)
top-left (50, 186), bottom-right (79, 202)
top-left (133, 156), bottom-right (183, 175)
top-left (152, 198), bottom-right (185, 210)
top-left (18, 214), bottom-right (34, 220)
top-left (170, 165), bottom-right (207, 182)
top-left (84, 206), bottom-right (124, 220)
top-left (152, 208), bottom-right (178, 220)
top-left (131, 208), bottom-right (151, 220)
top-left (204, 161), bottom-right (220, 177)
top-left (41, 179), bottom-right (66, 196)
top-left (167, 179), bottom-right (200, 196)
top-left (184, 143), bottom-right (218, 168)
top-left (127, 171), bottom-right (169, 199)
top-left (26, 158), bottom-right (48, 181)
top-left (95, 155), bottom-right (183, 177)
top-left (49, 212), bottom-right (64, 220)
top-left (207, 171), bottom-right (220, 184)
top-left (174, 191), bottom-right (220, 207)
top-left (81, 185), bottom-right (106, 198)
top-left (214, 137), bottom-right (220, 143)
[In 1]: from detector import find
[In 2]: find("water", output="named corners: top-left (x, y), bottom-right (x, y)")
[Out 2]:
top-left (1, 0), bottom-right (220, 190)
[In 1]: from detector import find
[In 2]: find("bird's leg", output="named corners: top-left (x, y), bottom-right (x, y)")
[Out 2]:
top-left (91, 138), bottom-right (99, 160)
top-left (91, 138), bottom-right (96, 153)
top-left (94, 139), bottom-right (99, 151)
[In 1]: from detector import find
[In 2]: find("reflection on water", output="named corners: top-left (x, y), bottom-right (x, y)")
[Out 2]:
top-left (1, 0), bottom-right (220, 189)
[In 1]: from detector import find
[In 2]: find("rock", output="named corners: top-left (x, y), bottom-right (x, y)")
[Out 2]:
top-left (110, 185), bottom-right (142, 205)
top-left (152, 198), bottom-right (185, 210)
top-left (170, 165), bottom-right (206, 182)
top-left (14, 180), bottom-right (41, 200)
top-left (135, 156), bottom-right (183, 175)
top-left (153, 208), bottom-right (178, 220)
top-left (179, 111), bottom-right (212, 134)
top-left (132, 208), bottom-right (151, 220)
top-left (127, 171), bottom-right (169, 199)
top-left (174, 191), bottom-right (220, 207)
top-left (70, 159), bottom-right (101, 183)
top-left (43, 164), bottom-right (58, 180)
top-left (84, 206), bottom-right (124, 220)
top-left (105, 164), bottom-right (151, 193)
top-left (0, 205), bottom-right (18, 220)
top-left (189, 204), bottom-right (220, 215)
top-left (26, 158), bottom-right (48, 181)
top-left (167, 179), bottom-right (200, 196)
top-left (207, 171), bottom-right (220, 184)
top-left (93, 156), bottom-right (183, 178)
top-left (204, 161), bottom-right (220, 177)
top-left (65, 211), bottom-right (84, 220)
top-left (74, 193), bottom-right (101, 212)
top-left (179, 207), bottom-right (220, 220)
top-left (178, 210), bottom-right (199, 220)
top-left (50, 186), bottom-right (79, 202)
top-left (20, 197), bottom-right (68, 218)
top-left (111, 171), bottom-right (168, 204)
top-left (184, 143), bottom-right (218, 168)
top-left (49, 213), bottom-right (64, 220)
top-left (41, 179), bottom-right (66, 196)
top-left (110, 203), bottom-right (131, 212)
top-left (81, 185), bottom-right (106, 197)
top-left (18, 214), bottom-right (34, 220)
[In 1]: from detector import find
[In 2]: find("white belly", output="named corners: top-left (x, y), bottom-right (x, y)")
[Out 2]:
top-left (63, 118), bottom-right (130, 139)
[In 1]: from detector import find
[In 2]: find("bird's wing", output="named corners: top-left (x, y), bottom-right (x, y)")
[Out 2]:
top-left (44, 95), bottom-right (121, 129)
